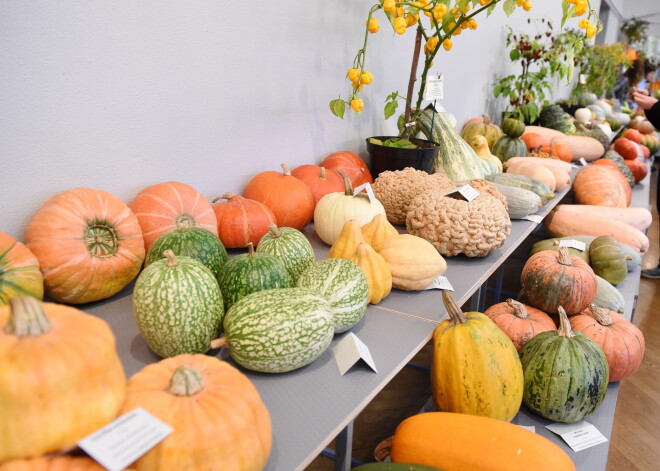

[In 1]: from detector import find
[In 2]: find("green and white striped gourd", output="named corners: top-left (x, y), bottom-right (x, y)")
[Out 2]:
top-left (145, 227), bottom-right (228, 278)
top-left (490, 183), bottom-right (542, 219)
top-left (594, 274), bottom-right (625, 314)
top-left (296, 258), bottom-right (369, 333)
top-left (256, 224), bottom-right (315, 283)
top-left (133, 250), bottom-right (224, 358)
top-left (217, 242), bottom-right (290, 310)
top-left (485, 173), bottom-right (554, 205)
top-left (218, 287), bottom-right (334, 373)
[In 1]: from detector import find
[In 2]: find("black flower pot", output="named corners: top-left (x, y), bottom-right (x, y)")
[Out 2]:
top-left (366, 136), bottom-right (439, 177)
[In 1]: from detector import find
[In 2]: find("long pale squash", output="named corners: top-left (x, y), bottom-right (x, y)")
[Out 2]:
top-left (552, 205), bottom-right (652, 231)
top-left (505, 156), bottom-right (572, 174)
top-left (523, 126), bottom-right (566, 142)
top-left (551, 135), bottom-right (604, 161)
top-left (507, 162), bottom-right (556, 191)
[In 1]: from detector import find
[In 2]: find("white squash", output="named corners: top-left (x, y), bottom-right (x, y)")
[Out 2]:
top-left (574, 108), bottom-right (592, 123)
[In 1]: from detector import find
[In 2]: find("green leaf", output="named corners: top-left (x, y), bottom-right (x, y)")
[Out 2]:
top-left (368, 138), bottom-right (383, 146)
top-left (457, 0), bottom-right (470, 11)
top-left (487, 2), bottom-right (497, 17)
top-left (561, 2), bottom-right (576, 28)
top-left (382, 137), bottom-right (417, 148)
top-left (509, 49), bottom-right (520, 61)
top-left (329, 99), bottom-right (345, 119)
top-left (503, 0), bottom-right (516, 17)
top-left (384, 100), bottom-right (398, 120)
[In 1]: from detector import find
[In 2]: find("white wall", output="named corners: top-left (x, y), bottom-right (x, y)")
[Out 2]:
top-left (0, 1), bottom-right (600, 240)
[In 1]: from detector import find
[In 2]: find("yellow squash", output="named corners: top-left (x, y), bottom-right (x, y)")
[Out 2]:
top-left (348, 242), bottom-right (392, 304)
top-left (469, 135), bottom-right (503, 172)
top-left (361, 214), bottom-right (399, 252)
top-left (378, 234), bottom-right (446, 290)
top-left (329, 219), bottom-right (365, 259)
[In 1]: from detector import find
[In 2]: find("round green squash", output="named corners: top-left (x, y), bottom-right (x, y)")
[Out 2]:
top-left (492, 136), bottom-right (528, 162)
top-left (589, 236), bottom-right (628, 285)
top-left (145, 227), bottom-right (227, 278)
top-left (296, 258), bottom-right (369, 333)
top-left (256, 224), bottom-right (315, 283)
top-left (519, 306), bottom-right (609, 423)
top-left (501, 117), bottom-right (526, 138)
top-left (217, 242), bottom-right (290, 310)
top-left (133, 250), bottom-right (224, 358)
top-left (530, 238), bottom-right (589, 264)
top-left (219, 287), bottom-right (334, 373)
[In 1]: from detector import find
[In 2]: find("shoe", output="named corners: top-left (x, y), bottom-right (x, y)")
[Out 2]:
top-left (641, 266), bottom-right (660, 279)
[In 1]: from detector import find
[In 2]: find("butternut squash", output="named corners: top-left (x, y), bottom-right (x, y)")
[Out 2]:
top-left (506, 162), bottom-right (556, 191)
top-left (550, 135), bottom-right (604, 162)
top-left (505, 157), bottom-right (572, 174)
top-left (552, 205), bottom-right (652, 231)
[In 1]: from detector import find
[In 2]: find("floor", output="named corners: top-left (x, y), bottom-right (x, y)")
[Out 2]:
top-left (305, 166), bottom-right (660, 471)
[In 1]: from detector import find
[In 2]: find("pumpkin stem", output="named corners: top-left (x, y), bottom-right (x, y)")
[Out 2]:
top-left (337, 169), bottom-right (354, 196)
top-left (442, 290), bottom-right (467, 325)
top-left (246, 242), bottom-right (255, 257)
top-left (374, 437), bottom-right (393, 462)
top-left (212, 193), bottom-right (236, 203)
top-left (557, 247), bottom-right (574, 266)
top-left (210, 337), bottom-right (228, 349)
top-left (506, 299), bottom-right (528, 319)
top-left (268, 224), bottom-right (282, 238)
top-left (281, 163), bottom-right (291, 176)
top-left (168, 366), bottom-right (204, 396)
top-left (164, 250), bottom-right (178, 267)
top-left (588, 303), bottom-right (613, 326)
top-left (5, 297), bottom-right (52, 336)
top-left (320, 167), bottom-right (327, 180)
top-left (556, 306), bottom-right (575, 338)
top-left (482, 114), bottom-right (491, 125)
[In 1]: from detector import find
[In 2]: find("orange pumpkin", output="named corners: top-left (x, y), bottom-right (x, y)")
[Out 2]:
top-left (26, 188), bottom-right (145, 304)
top-left (321, 151), bottom-right (373, 187)
top-left (521, 133), bottom-right (548, 152)
top-left (212, 193), bottom-right (276, 248)
top-left (613, 137), bottom-right (639, 160)
top-left (624, 159), bottom-right (649, 183)
top-left (592, 159), bottom-right (622, 172)
top-left (243, 163), bottom-right (315, 230)
top-left (129, 181), bottom-right (217, 254)
top-left (484, 299), bottom-right (556, 350)
top-left (0, 297), bottom-right (126, 462)
top-left (121, 354), bottom-right (272, 471)
top-left (539, 144), bottom-right (572, 163)
top-left (0, 231), bottom-right (43, 305)
top-left (569, 304), bottom-right (645, 382)
top-left (622, 128), bottom-right (643, 144)
top-left (291, 165), bottom-right (345, 204)
top-left (0, 456), bottom-right (114, 471)
top-left (639, 143), bottom-right (651, 159)
top-left (573, 165), bottom-right (631, 208)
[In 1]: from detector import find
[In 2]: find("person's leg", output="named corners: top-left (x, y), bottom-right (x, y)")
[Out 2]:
top-left (642, 161), bottom-right (660, 278)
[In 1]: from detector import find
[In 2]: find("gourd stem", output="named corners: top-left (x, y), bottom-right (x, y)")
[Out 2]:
top-left (246, 242), bottom-right (255, 257)
top-left (168, 366), bottom-right (204, 396)
top-left (281, 163), bottom-right (291, 176)
top-left (320, 167), bottom-right (327, 180)
top-left (506, 299), bottom-right (528, 319)
top-left (212, 192), bottom-right (236, 203)
top-left (588, 303), bottom-right (613, 326)
top-left (5, 297), bottom-right (52, 336)
top-left (337, 169), bottom-right (354, 196)
top-left (268, 224), bottom-right (282, 238)
top-left (164, 250), bottom-right (178, 267)
top-left (442, 290), bottom-right (467, 325)
top-left (557, 247), bottom-right (574, 266)
top-left (210, 337), bottom-right (228, 349)
top-left (482, 114), bottom-right (491, 125)
top-left (556, 306), bottom-right (575, 338)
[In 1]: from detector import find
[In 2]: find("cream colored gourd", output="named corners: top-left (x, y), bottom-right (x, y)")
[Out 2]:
top-left (469, 135), bottom-right (503, 172)
top-left (378, 234), bottom-right (447, 290)
top-left (328, 220), bottom-right (365, 260)
top-left (506, 161), bottom-right (557, 191)
top-left (551, 205), bottom-right (652, 232)
top-left (348, 242), bottom-right (392, 304)
top-left (315, 170), bottom-right (386, 245)
top-left (505, 156), bottom-right (572, 174)
top-left (361, 214), bottom-right (399, 252)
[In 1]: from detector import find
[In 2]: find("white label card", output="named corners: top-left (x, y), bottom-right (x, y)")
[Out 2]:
top-left (353, 183), bottom-right (376, 203)
top-left (579, 158), bottom-right (588, 166)
top-left (447, 184), bottom-right (479, 202)
top-left (333, 333), bottom-right (378, 375)
top-left (518, 425), bottom-right (536, 433)
top-left (404, 121), bottom-right (417, 128)
top-left (424, 75), bottom-right (444, 100)
top-left (546, 421), bottom-right (608, 452)
top-left (423, 275), bottom-right (454, 291)
top-left (559, 239), bottom-right (587, 251)
top-left (522, 214), bottom-right (543, 224)
top-left (78, 408), bottom-right (172, 471)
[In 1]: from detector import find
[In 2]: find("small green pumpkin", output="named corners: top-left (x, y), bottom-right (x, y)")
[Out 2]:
top-left (501, 117), bottom-right (526, 138)
top-left (256, 224), bottom-right (315, 283)
top-left (492, 136), bottom-right (528, 162)
top-left (589, 236), bottom-right (628, 285)
top-left (519, 306), bottom-right (609, 423)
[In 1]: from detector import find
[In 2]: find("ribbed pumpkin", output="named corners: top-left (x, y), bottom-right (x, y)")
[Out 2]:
top-left (291, 165), bottom-right (345, 204)
top-left (0, 231), bottom-right (43, 305)
top-left (243, 163), bottom-right (315, 230)
top-left (0, 297), bottom-right (126, 462)
top-left (378, 234), bottom-right (446, 290)
top-left (521, 247), bottom-right (597, 315)
top-left (569, 304), bottom-right (645, 382)
top-left (120, 354), bottom-right (271, 471)
top-left (519, 306), bottom-right (609, 423)
top-left (588, 236), bottom-right (628, 285)
top-left (256, 224), bottom-right (315, 283)
top-left (348, 242), bottom-right (392, 304)
top-left (613, 137), bottom-right (639, 160)
top-left (361, 214), bottom-right (399, 252)
top-left (492, 135), bottom-right (528, 163)
top-left (129, 181), bottom-right (217, 253)
top-left (501, 117), bottom-right (526, 138)
top-left (0, 456), bottom-right (114, 471)
top-left (530, 237), bottom-right (589, 264)
top-left (573, 164), bottom-right (631, 208)
top-left (321, 151), bottom-right (374, 187)
top-left (484, 299), bottom-right (556, 350)
top-left (431, 291), bottom-right (523, 422)
top-left (390, 412), bottom-right (576, 471)
top-left (133, 251), bottom-right (224, 358)
top-left (25, 188), bottom-right (145, 304)
top-left (211, 192), bottom-right (276, 248)
top-left (460, 114), bottom-right (503, 149)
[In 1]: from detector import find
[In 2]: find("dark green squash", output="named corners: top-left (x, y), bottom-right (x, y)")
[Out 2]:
top-left (519, 306), bottom-right (609, 423)
top-left (589, 236), bottom-right (628, 285)
top-left (492, 136), bottom-right (528, 162)
top-left (501, 118), bottom-right (526, 138)
top-left (539, 105), bottom-right (572, 134)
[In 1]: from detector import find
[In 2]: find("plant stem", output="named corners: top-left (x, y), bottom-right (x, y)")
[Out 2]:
top-left (404, 27), bottom-right (423, 125)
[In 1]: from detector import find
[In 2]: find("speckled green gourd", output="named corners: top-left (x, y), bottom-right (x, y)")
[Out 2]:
top-left (133, 250), bottom-right (224, 358)
top-left (519, 306), bottom-right (609, 423)
top-left (220, 287), bottom-right (334, 373)
top-left (256, 224), bottom-right (315, 283)
top-left (145, 227), bottom-right (228, 278)
top-left (296, 258), bottom-right (369, 333)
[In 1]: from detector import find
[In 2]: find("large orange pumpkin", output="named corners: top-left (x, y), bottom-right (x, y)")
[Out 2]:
top-left (0, 456), bottom-right (115, 471)
top-left (483, 299), bottom-right (556, 350)
top-left (622, 128), bottom-right (643, 144)
top-left (25, 188), bottom-right (145, 304)
top-left (569, 304), bottom-right (645, 382)
top-left (613, 137), bottom-right (640, 160)
top-left (243, 163), bottom-right (315, 230)
top-left (573, 165), bottom-right (631, 208)
top-left (129, 181), bottom-right (217, 254)
top-left (0, 231), bottom-right (43, 305)
top-left (321, 151), bottom-right (373, 187)
top-left (121, 354), bottom-right (272, 471)
top-left (212, 193), bottom-right (276, 248)
top-left (0, 297), bottom-right (126, 462)
top-left (291, 165), bottom-right (345, 204)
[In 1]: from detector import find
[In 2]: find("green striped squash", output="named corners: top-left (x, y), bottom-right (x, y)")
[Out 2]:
top-left (519, 306), bottom-right (609, 423)
top-left (145, 227), bottom-right (228, 278)
top-left (217, 242), bottom-right (290, 310)
top-left (133, 250), bottom-right (224, 358)
top-left (221, 287), bottom-right (334, 373)
top-left (594, 274), bottom-right (625, 314)
top-left (485, 173), bottom-right (554, 205)
top-left (256, 224), bottom-right (315, 283)
top-left (296, 258), bottom-right (369, 333)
